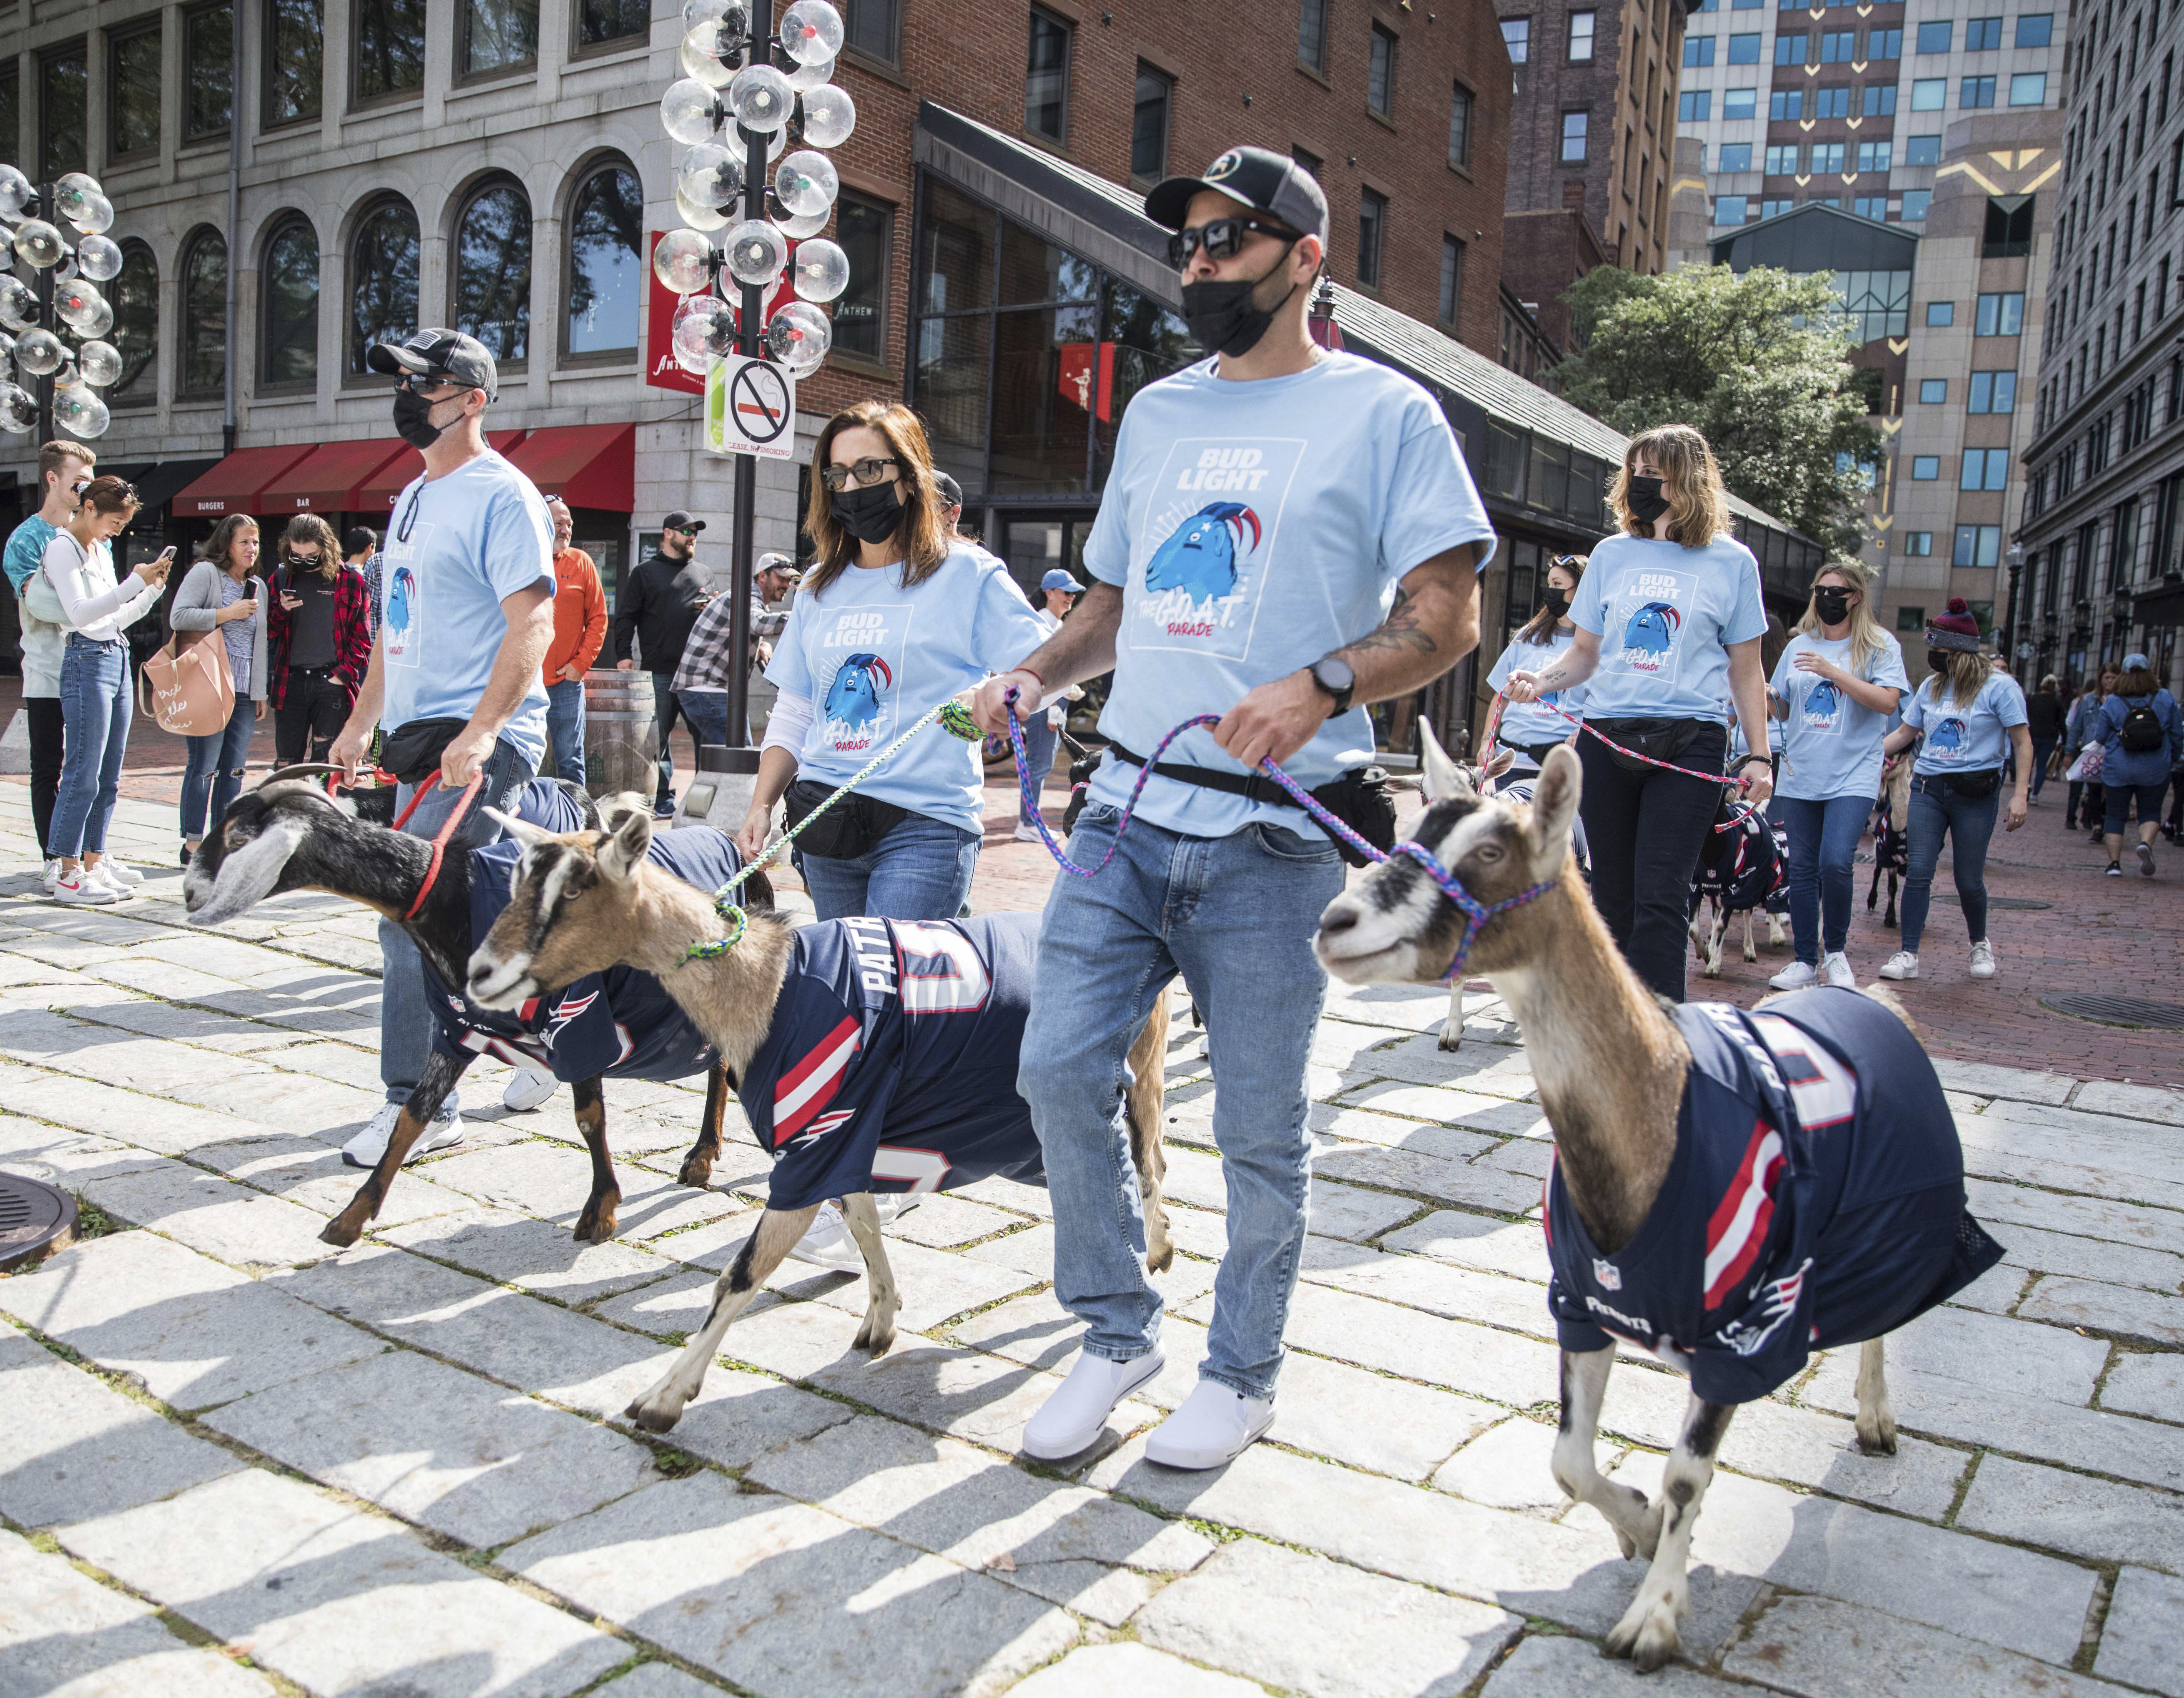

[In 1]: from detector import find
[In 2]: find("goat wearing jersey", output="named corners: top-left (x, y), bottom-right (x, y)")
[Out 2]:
top-left (1544, 987), bottom-right (2003, 1405)
top-left (741, 912), bottom-right (1043, 1211)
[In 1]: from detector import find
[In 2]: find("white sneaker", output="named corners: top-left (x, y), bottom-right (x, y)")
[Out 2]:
top-left (1767, 960), bottom-right (1820, 991)
top-left (1968, 939), bottom-right (1996, 980)
top-left (1013, 821), bottom-right (1046, 842)
top-left (1145, 1377), bottom-right (1278, 1471)
top-left (1878, 950), bottom-right (1920, 981)
top-left (97, 858), bottom-right (143, 887)
top-left (341, 1102), bottom-right (464, 1168)
top-left (503, 1069), bottom-right (557, 1112)
top-left (85, 862), bottom-right (133, 899)
top-left (1022, 1349), bottom-right (1167, 1461)
top-left (40, 857), bottom-right (62, 891)
top-left (786, 1193), bottom-right (925, 1269)
top-left (51, 870), bottom-right (118, 905)
top-left (1822, 952), bottom-right (1856, 990)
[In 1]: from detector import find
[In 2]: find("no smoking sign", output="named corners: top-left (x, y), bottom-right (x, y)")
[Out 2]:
top-left (705, 354), bottom-right (798, 461)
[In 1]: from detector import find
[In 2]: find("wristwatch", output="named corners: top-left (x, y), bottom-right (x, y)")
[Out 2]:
top-left (1307, 656), bottom-right (1356, 715)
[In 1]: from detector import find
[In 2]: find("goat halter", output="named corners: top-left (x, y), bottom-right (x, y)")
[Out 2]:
top-left (1387, 839), bottom-right (1558, 984)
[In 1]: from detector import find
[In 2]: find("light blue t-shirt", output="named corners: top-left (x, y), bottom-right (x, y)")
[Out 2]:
top-left (377, 451), bottom-right (555, 768)
top-left (1769, 630), bottom-right (1910, 801)
top-left (766, 545), bottom-right (1048, 834)
top-left (1568, 533), bottom-right (1767, 725)
top-left (1903, 671), bottom-right (2027, 776)
top-left (1082, 351), bottom-right (1495, 839)
top-left (1488, 628), bottom-right (1589, 754)
top-left (3, 515), bottom-right (56, 594)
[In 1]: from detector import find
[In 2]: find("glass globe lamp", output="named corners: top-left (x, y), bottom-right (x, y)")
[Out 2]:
top-left (661, 78), bottom-right (725, 145)
top-left (55, 277), bottom-right (107, 333)
top-left (799, 82), bottom-right (857, 148)
top-left (676, 188), bottom-right (730, 233)
top-left (773, 150), bottom-right (838, 219)
top-left (53, 383), bottom-right (109, 439)
top-left (13, 328), bottom-right (66, 376)
top-left (778, 0), bottom-right (845, 65)
top-left (677, 142), bottom-right (744, 209)
top-left (0, 276), bottom-right (37, 332)
top-left (0, 166), bottom-right (32, 221)
top-left (653, 228), bottom-right (717, 294)
top-left (13, 219), bottom-right (67, 270)
top-left (727, 63), bottom-right (793, 132)
top-left (75, 234), bottom-right (123, 281)
top-left (789, 238), bottom-right (849, 303)
top-left (723, 219), bottom-right (788, 286)
top-left (76, 340), bottom-right (124, 387)
top-left (765, 301), bottom-right (831, 372)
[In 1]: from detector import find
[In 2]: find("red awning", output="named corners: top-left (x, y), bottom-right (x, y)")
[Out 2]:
top-left (505, 424), bottom-right (637, 511)
top-left (171, 445), bottom-right (317, 517)
top-left (354, 430), bottom-right (529, 512)
top-left (256, 438), bottom-right (414, 514)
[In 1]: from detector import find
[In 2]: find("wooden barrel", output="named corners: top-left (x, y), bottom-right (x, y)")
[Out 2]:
top-left (582, 670), bottom-right (658, 799)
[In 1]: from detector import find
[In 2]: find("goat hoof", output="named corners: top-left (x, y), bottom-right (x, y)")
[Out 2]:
top-left (854, 1318), bottom-right (896, 1356)
top-left (624, 1396), bottom-right (685, 1434)
top-left (574, 1210), bottom-right (618, 1244)
top-left (1855, 1415), bottom-right (1898, 1456)
top-left (319, 1216), bottom-right (364, 1248)
top-left (1605, 1583), bottom-right (1685, 1670)
top-left (677, 1157), bottom-right (716, 1189)
top-left (1438, 1027), bottom-right (1464, 1052)
top-left (1145, 1242), bottom-right (1175, 1276)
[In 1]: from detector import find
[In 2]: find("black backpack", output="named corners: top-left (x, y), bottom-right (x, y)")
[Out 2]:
top-left (2119, 698), bottom-right (2166, 753)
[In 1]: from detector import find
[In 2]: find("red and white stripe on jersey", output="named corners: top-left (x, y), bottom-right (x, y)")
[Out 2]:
top-left (1703, 1118), bottom-right (1786, 1309)
top-left (772, 1015), bottom-right (859, 1148)
top-left (1750, 1012), bottom-right (1858, 1130)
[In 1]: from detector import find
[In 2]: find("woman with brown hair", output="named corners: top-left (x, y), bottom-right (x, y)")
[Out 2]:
top-left (2065, 664), bottom-right (2119, 831)
top-left (2093, 652), bottom-right (2181, 876)
top-left (1502, 424), bottom-right (1773, 1000)
top-left (266, 512), bottom-right (373, 766)
top-left (735, 401), bottom-right (1047, 920)
top-left (170, 513), bottom-right (268, 862)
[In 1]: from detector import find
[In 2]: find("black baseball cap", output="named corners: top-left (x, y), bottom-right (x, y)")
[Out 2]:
top-left (365, 327), bottom-right (499, 403)
top-left (662, 510), bottom-right (707, 534)
top-left (1145, 146), bottom-right (1330, 249)
top-left (932, 472), bottom-right (964, 509)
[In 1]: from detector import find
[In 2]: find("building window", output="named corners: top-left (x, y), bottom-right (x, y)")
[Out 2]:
top-left (461, 0), bottom-right (537, 79)
top-left (179, 230), bottom-right (228, 399)
top-left (1449, 83), bottom-right (1474, 166)
top-left (1905, 135), bottom-right (1941, 166)
top-left (1764, 143), bottom-right (1799, 175)
top-left (565, 162), bottom-right (641, 358)
top-left (1901, 189), bottom-right (1933, 220)
top-left (1868, 26), bottom-right (1902, 57)
top-left (108, 24), bottom-right (161, 159)
top-left (1910, 78), bottom-right (1946, 110)
top-left (1965, 15), bottom-right (2003, 50)
top-left (1854, 195), bottom-right (1888, 219)
top-left (1814, 86), bottom-right (1850, 118)
top-left (1820, 29), bottom-right (1854, 60)
top-left (1724, 86), bottom-right (1756, 118)
top-left (1715, 195), bottom-right (1750, 224)
top-left (109, 242), bottom-right (158, 405)
top-left (1968, 370), bottom-right (2018, 412)
top-left (349, 198), bottom-right (419, 376)
top-left (357, 0), bottom-right (426, 100)
top-left (1983, 196), bottom-right (2033, 256)
top-left (1920, 378), bottom-right (1947, 402)
top-left (1860, 83), bottom-right (1896, 117)
top-left (263, 0), bottom-right (323, 127)
top-left (1569, 9), bottom-right (1594, 60)
top-left (576, 0), bottom-right (650, 51)
top-left (1856, 141), bottom-right (1891, 172)
top-left (1501, 17), bottom-right (1529, 63)
top-left (1131, 65), bottom-right (1172, 179)
top-left (1916, 20), bottom-right (1952, 51)
top-left (1760, 196), bottom-right (1794, 217)
top-left (1954, 524), bottom-right (2002, 565)
top-left (1686, 34), bottom-right (1715, 65)
top-left (1357, 187), bottom-right (1386, 286)
top-left (1679, 89), bottom-right (1711, 120)
top-left (452, 179), bottom-right (532, 362)
top-left (1025, 8), bottom-right (1071, 141)
top-left (1770, 88), bottom-right (1803, 119)
top-left (1961, 75), bottom-right (1997, 108)
top-left (2009, 73), bottom-right (2047, 105)
top-left (1775, 31), bottom-right (1805, 64)
top-left (1293, 146), bottom-right (1323, 179)
top-left (1727, 31), bottom-right (1760, 61)
top-left (2016, 13), bottom-right (2052, 47)
top-left (1439, 234), bottom-right (1464, 325)
top-left (1561, 110), bottom-right (1588, 163)
top-left (39, 45), bottom-right (86, 180)
top-left (0, 63), bottom-right (14, 165)
top-left (1368, 23), bottom-right (1396, 114)
top-left (259, 216), bottom-right (320, 389)
top-left (1838, 268), bottom-right (1910, 339)
top-left (1911, 455), bottom-right (1940, 479)
top-left (185, 3), bottom-right (232, 139)
top-left (1976, 291), bottom-right (2025, 334)
top-left (831, 194), bottom-right (891, 362)
top-left (1719, 142), bottom-right (1752, 171)
top-left (1960, 448), bottom-right (2009, 490)
top-left (1299, 0), bottom-right (1328, 70)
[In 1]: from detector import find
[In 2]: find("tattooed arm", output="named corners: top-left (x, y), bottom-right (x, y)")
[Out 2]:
top-left (1213, 542), bottom-right (1485, 770)
top-left (1503, 627), bottom-right (1603, 705)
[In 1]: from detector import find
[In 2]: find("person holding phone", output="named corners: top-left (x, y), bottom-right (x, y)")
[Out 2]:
top-left (170, 514), bottom-right (269, 862)
top-left (266, 513), bottom-right (372, 767)
top-left (42, 477), bottom-right (167, 904)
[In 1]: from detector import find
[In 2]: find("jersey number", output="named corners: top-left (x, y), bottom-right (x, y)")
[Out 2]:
top-left (1750, 1013), bottom-right (1858, 1129)
top-left (893, 922), bottom-right (992, 1014)
top-left (872, 1144), bottom-right (951, 1194)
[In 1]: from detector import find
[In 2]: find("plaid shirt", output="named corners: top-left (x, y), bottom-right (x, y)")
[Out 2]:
top-left (673, 591), bottom-right (790, 693)
top-left (266, 564), bottom-right (374, 710)
top-left (360, 552), bottom-right (383, 639)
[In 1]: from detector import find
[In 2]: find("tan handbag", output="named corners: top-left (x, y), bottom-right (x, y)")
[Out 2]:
top-left (141, 621), bottom-right (236, 737)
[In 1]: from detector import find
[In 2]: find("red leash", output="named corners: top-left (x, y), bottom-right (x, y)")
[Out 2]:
top-left (392, 772), bottom-right (486, 920)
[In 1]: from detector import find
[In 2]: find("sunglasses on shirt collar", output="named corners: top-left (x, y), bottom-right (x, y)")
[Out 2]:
top-left (1167, 216), bottom-right (1303, 270)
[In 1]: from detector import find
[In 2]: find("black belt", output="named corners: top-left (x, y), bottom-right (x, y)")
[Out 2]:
top-left (1497, 736), bottom-right (1564, 766)
top-left (1106, 741), bottom-right (1302, 809)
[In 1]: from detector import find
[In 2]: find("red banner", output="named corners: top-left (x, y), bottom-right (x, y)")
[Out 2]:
top-left (646, 229), bottom-right (806, 394)
top-left (1056, 342), bottom-right (1116, 422)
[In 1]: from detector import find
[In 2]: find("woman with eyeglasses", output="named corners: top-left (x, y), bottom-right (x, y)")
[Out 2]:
top-left (171, 514), bottom-right (268, 864)
top-left (267, 513), bottom-right (373, 767)
top-left (736, 401), bottom-right (1048, 920)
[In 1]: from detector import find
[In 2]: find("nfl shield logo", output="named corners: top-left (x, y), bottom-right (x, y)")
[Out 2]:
top-left (1593, 1257), bottom-right (1623, 1291)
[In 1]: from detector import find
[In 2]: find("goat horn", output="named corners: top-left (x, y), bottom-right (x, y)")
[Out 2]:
top-left (259, 763), bottom-right (350, 790)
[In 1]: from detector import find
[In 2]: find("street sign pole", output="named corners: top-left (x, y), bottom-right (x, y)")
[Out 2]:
top-left (723, 0), bottom-right (772, 752)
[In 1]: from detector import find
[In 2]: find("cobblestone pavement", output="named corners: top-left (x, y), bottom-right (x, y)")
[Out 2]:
top-left (3, 776), bottom-right (2184, 1698)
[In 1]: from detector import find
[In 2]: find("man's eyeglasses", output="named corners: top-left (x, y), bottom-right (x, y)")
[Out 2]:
top-left (395, 372), bottom-right (467, 398)
top-left (1167, 216), bottom-right (1302, 270)
top-left (820, 456), bottom-right (899, 492)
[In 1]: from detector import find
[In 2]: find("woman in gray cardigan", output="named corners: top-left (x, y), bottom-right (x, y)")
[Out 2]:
top-left (171, 515), bottom-right (269, 864)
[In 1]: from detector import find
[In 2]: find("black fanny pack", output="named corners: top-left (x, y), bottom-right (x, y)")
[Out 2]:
top-left (1940, 768), bottom-right (2003, 800)
top-left (783, 778), bottom-right (909, 861)
top-left (1497, 736), bottom-right (1566, 767)
top-left (1588, 716), bottom-right (1716, 774)
top-left (381, 716), bottom-right (472, 785)
top-left (1105, 743), bottom-right (1397, 869)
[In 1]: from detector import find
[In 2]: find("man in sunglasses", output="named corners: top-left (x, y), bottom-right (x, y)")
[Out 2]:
top-left (613, 509), bottom-right (718, 815)
top-left (974, 144), bottom-right (1494, 1472)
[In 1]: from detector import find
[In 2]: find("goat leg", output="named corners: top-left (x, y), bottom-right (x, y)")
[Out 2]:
top-left (1741, 907), bottom-right (1757, 964)
top-left (1122, 994), bottom-right (1174, 1274)
top-left (624, 1203), bottom-right (821, 1432)
top-left (838, 1192), bottom-right (900, 1355)
top-left (1438, 981), bottom-right (1466, 1052)
top-left (1855, 1335), bottom-right (1898, 1454)
top-left (1551, 1347), bottom-right (1657, 1560)
top-left (678, 1064), bottom-right (731, 1189)
top-left (1606, 1395), bottom-right (1733, 1673)
top-left (323, 1051), bottom-right (469, 1248)
top-left (569, 1075), bottom-right (621, 1243)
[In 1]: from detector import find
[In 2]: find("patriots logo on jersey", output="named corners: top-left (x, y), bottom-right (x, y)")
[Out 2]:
top-left (549, 989), bottom-right (600, 1032)
top-left (770, 1015), bottom-right (860, 1149)
top-left (1718, 1256), bottom-right (1811, 1357)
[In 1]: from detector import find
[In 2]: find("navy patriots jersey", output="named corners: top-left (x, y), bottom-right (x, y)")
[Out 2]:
top-left (1544, 988), bottom-right (2003, 1405)
top-left (424, 822), bottom-right (740, 1085)
top-left (742, 913), bottom-right (1043, 1211)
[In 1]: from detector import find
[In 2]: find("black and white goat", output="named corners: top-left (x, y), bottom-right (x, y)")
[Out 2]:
top-left (1687, 802), bottom-right (1789, 977)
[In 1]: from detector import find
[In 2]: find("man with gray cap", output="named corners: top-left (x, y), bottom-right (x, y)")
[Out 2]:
top-left (327, 327), bottom-right (557, 1168)
top-left (974, 144), bottom-right (1494, 1469)
top-left (673, 550), bottom-right (798, 745)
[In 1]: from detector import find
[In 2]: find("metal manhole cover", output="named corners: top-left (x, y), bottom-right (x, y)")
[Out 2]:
top-left (1966, 897), bottom-right (2052, 910)
top-left (2042, 995), bottom-right (2184, 1030)
top-left (0, 1173), bottom-right (77, 1271)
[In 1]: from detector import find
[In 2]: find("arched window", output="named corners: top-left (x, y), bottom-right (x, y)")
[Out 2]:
top-left (259, 216), bottom-right (320, 388)
top-left (564, 162), bottom-right (640, 359)
top-left (179, 229), bottom-right (227, 399)
top-left (452, 179), bottom-right (531, 362)
top-left (109, 240), bottom-right (158, 406)
top-left (349, 198), bottom-right (419, 375)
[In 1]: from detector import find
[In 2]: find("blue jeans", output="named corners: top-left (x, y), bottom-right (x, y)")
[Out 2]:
top-left (545, 678), bottom-right (585, 785)
top-left (1022, 805), bottom-right (1346, 1398)
top-left (678, 689), bottom-right (733, 749)
top-left (1018, 714), bottom-right (1060, 824)
top-left (2104, 779), bottom-right (2169, 835)
top-left (2028, 735), bottom-right (2058, 797)
top-left (798, 811), bottom-right (981, 922)
top-left (1901, 774), bottom-right (1999, 954)
top-left (50, 636), bottom-right (131, 859)
top-left (1773, 794), bottom-right (1868, 963)
top-left (181, 696), bottom-right (256, 842)
top-left (379, 738), bottom-right (534, 1112)
top-left (649, 671), bottom-right (696, 809)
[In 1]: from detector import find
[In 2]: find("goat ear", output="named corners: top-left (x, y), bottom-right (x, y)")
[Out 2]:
top-left (1524, 745), bottom-right (1582, 878)
top-left (1482, 749), bottom-right (1516, 785)
top-left (484, 807), bottom-right (556, 850)
top-left (597, 807), bottom-right (653, 884)
top-left (1419, 718), bottom-right (1470, 801)
top-left (188, 816), bottom-right (309, 927)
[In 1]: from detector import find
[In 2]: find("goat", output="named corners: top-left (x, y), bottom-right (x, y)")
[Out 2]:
top-left (463, 805), bottom-right (1173, 1440)
top-left (1312, 746), bottom-right (2001, 1671)
top-left (1866, 756), bottom-right (1913, 927)
top-left (181, 771), bottom-right (763, 1249)
top-left (1686, 802), bottom-right (1789, 977)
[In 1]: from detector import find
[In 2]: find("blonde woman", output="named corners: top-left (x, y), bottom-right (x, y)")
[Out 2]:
top-left (1764, 559), bottom-right (1908, 990)
top-left (1878, 600), bottom-right (2031, 981)
top-left (1504, 424), bottom-right (1772, 1000)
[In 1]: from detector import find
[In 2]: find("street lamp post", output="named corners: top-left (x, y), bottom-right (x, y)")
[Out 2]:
top-left (2003, 540), bottom-right (2025, 677)
top-left (0, 167), bottom-right (128, 450)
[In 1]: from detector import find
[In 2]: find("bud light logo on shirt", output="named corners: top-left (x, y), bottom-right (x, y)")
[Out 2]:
top-left (1127, 436), bottom-right (1304, 660)
top-left (1602, 567), bottom-right (1697, 679)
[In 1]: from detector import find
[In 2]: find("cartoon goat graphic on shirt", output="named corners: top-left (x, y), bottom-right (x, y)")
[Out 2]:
top-left (386, 566), bottom-right (417, 638)
top-left (1802, 679), bottom-right (1841, 726)
top-left (823, 653), bottom-right (892, 730)
top-left (1144, 502), bottom-right (1262, 605)
top-left (1623, 600), bottom-right (1682, 661)
top-left (1928, 716), bottom-right (1970, 755)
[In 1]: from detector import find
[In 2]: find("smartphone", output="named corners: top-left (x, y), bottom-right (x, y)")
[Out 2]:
top-left (237, 578), bottom-right (257, 600)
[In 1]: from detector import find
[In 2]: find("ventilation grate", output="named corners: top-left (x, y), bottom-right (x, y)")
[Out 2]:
top-left (0, 1173), bottom-right (77, 1271)
top-left (2041, 995), bottom-right (2184, 1030)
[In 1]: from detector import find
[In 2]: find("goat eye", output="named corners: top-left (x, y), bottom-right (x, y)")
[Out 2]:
top-left (1475, 844), bottom-right (1503, 863)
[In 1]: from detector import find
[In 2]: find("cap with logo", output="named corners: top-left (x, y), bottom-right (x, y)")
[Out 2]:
top-left (1040, 569), bottom-right (1087, 593)
top-left (662, 510), bottom-right (708, 534)
top-left (756, 550), bottom-right (798, 578)
top-left (1144, 146), bottom-right (1330, 249)
top-left (365, 328), bottom-right (500, 403)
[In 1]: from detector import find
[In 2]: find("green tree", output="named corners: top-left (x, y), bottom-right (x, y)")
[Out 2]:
top-left (1557, 264), bottom-right (1882, 558)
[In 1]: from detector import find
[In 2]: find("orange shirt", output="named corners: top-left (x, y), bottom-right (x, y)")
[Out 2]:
top-left (544, 546), bottom-right (608, 681)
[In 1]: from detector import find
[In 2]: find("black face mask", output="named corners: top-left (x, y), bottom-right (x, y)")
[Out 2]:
top-left (831, 481), bottom-right (904, 545)
top-left (1814, 588), bottom-right (1854, 625)
top-left (393, 388), bottom-right (448, 451)
top-left (1927, 649), bottom-right (1955, 674)
top-left (1180, 246), bottom-right (1299, 359)
top-left (1542, 592), bottom-right (1571, 620)
top-left (1626, 475), bottom-right (1670, 524)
